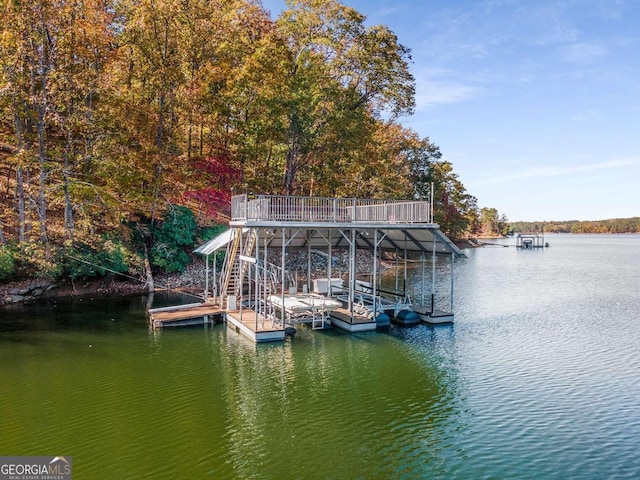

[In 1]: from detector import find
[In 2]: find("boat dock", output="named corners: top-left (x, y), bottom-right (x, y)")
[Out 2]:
top-left (151, 193), bottom-right (464, 343)
top-left (516, 232), bottom-right (548, 249)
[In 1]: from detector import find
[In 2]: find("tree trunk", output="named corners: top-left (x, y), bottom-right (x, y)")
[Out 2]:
top-left (187, 124), bottom-right (192, 159)
top-left (143, 246), bottom-right (154, 293)
top-left (63, 170), bottom-right (74, 242)
top-left (150, 92), bottom-right (165, 226)
top-left (284, 149), bottom-right (296, 195)
top-left (37, 105), bottom-right (48, 244)
top-left (16, 166), bottom-right (25, 242)
top-left (13, 94), bottom-right (26, 243)
top-left (284, 129), bottom-right (298, 195)
top-left (36, 20), bottom-right (50, 244)
top-left (64, 123), bottom-right (75, 242)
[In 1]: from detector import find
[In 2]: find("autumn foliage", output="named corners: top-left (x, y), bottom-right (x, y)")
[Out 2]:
top-left (184, 155), bottom-right (243, 221)
top-left (0, 0), bottom-right (480, 279)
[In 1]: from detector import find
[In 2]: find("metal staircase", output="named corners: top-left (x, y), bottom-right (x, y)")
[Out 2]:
top-left (219, 229), bottom-right (257, 307)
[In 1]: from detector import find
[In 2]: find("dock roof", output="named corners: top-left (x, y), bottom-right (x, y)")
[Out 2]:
top-left (196, 224), bottom-right (464, 257)
top-left (247, 224), bottom-right (465, 257)
top-left (195, 194), bottom-right (465, 257)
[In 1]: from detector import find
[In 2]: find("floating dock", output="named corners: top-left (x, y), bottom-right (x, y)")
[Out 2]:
top-left (225, 309), bottom-right (287, 343)
top-left (148, 303), bottom-right (287, 341)
top-left (148, 302), bottom-right (223, 328)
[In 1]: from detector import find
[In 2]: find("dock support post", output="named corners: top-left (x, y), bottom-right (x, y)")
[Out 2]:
top-left (349, 229), bottom-right (356, 318)
top-left (395, 249), bottom-right (399, 293)
top-left (432, 233), bottom-right (436, 314)
top-left (327, 230), bottom-right (332, 296)
top-left (255, 229), bottom-right (259, 332)
top-left (281, 228), bottom-right (286, 326)
top-left (213, 253), bottom-right (217, 304)
top-left (205, 254), bottom-right (209, 302)
top-left (450, 252), bottom-right (455, 313)
top-left (403, 236), bottom-right (408, 297)
top-left (372, 229), bottom-right (378, 321)
top-left (264, 235), bottom-right (269, 323)
top-left (421, 253), bottom-right (425, 306)
top-left (307, 230), bottom-right (312, 294)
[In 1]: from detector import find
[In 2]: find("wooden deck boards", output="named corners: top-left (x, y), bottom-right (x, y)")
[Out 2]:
top-left (225, 310), bottom-right (283, 333)
top-left (150, 304), bottom-right (223, 324)
top-left (226, 309), bottom-right (286, 342)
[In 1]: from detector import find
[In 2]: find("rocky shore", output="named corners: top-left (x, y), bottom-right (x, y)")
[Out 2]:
top-left (0, 248), bottom-right (393, 306)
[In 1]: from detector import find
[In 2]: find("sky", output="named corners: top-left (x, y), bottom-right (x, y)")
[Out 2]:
top-left (260, 0), bottom-right (640, 221)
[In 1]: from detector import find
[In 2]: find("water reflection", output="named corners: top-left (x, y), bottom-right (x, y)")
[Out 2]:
top-left (212, 323), bottom-right (464, 478)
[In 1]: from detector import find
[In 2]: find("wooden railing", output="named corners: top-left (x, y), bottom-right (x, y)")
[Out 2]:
top-left (231, 195), bottom-right (432, 224)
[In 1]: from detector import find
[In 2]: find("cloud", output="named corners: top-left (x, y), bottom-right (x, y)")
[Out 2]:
top-left (477, 158), bottom-right (640, 185)
top-left (376, 6), bottom-right (402, 18)
top-left (569, 109), bottom-right (601, 122)
top-left (562, 42), bottom-right (608, 63)
top-left (414, 68), bottom-right (479, 110)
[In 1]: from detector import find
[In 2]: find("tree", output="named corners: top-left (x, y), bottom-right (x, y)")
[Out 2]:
top-left (0, 0), bottom-right (482, 280)
top-left (479, 208), bottom-right (509, 236)
top-left (272, 0), bottom-right (415, 194)
top-left (1, 0), bottom-right (116, 246)
top-left (426, 161), bottom-right (477, 239)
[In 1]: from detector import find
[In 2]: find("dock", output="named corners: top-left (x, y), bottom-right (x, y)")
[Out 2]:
top-left (148, 303), bottom-right (287, 341)
top-left (225, 309), bottom-right (287, 342)
top-left (329, 308), bottom-right (378, 332)
top-left (516, 233), bottom-right (548, 249)
top-left (156, 193), bottom-right (463, 343)
top-left (148, 302), bottom-right (223, 328)
top-left (426, 309), bottom-right (454, 324)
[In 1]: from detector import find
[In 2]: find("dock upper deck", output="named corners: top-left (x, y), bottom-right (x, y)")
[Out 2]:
top-left (195, 194), bottom-right (465, 257)
top-left (231, 194), bottom-right (432, 226)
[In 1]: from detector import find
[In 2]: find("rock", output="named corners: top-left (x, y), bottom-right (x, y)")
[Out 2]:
top-left (32, 288), bottom-right (44, 297)
top-left (10, 294), bottom-right (26, 303)
top-left (18, 288), bottom-right (31, 295)
top-left (33, 280), bottom-right (51, 289)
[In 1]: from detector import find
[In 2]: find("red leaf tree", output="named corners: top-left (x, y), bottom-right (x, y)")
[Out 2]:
top-left (184, 155), bottom-right (243, 221)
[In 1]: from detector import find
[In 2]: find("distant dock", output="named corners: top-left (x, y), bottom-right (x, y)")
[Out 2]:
top-left (516, 233), bottom-right (549, 249)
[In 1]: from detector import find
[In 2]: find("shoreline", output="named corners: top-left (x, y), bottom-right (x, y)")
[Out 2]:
top-left (0, 260), bottom-right (208, 306)
top-left (1, 238), bottom-right (478, 306)
top-left (0, 249), bottom-right (396, 306)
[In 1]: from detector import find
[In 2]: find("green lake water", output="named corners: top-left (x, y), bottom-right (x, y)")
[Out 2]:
top-left (1, 234), bottom-right (639, 479)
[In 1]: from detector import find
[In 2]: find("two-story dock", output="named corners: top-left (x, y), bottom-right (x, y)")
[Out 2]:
top-left (150, 194), bottom-right (465, 343)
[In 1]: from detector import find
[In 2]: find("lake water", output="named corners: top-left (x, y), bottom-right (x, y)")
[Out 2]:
top-left (1, 234), bottom-right (639, 479)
